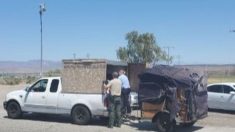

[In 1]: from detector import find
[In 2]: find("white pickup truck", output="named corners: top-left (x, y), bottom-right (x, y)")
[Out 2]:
top-left (3, 77), bottom-right (108, 125)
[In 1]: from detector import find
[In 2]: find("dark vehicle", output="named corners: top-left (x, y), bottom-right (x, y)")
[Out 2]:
top-left (138, 65), bottom-right (208, 132)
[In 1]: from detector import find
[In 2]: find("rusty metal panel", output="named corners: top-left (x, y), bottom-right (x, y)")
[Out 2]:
top-left (141, 102), bottom-right (163, 119)
top-left (142, 102), bottom-right (164, 111)
top-left (61, 59), bottom-right (107, 93)
top-left (142, 111), bottom-right (158, 119)
top-left (128, 63), bottom-right (146, 91)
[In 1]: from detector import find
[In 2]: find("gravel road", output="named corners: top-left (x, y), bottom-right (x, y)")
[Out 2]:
top-left (1, 84), bottom-right (235, 132)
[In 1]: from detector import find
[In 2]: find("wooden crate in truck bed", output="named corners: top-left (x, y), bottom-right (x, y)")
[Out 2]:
top-left (61, 59), bottom-right (127, 94)
top-left (62, 59), bottom-right (107, 93)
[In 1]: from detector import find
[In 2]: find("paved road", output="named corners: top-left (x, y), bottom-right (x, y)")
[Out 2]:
top-left (1, 84), bottom-right (235, 132)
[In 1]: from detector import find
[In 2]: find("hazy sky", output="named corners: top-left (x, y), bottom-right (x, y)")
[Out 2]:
top-left (1, 0), bottom-right (235, 64)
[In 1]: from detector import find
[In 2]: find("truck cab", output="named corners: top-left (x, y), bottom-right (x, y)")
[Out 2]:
top-left (4, 77), bottom-right (108, 125)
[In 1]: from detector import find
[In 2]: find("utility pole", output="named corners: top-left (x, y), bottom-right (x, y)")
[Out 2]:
top-left (229, 29), bottom-right (235, 76)
top-left (176, 55), bottom-right (181, 65)
top-left (163, 46), bottom-right (174, 65)
top-left (73, 53), bottom-right (76, 60)
top-left (86, 53), bottom-right (90, 59)
top-left (39, 3), bottom-right (46, 77)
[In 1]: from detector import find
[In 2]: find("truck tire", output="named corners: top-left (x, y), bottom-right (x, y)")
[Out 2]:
top-left (154, 112), bottom-right (175, 132)
top-left (7, 101), bottom-right (22, 119)
top-left (72, 105), bottom-right (91, 125)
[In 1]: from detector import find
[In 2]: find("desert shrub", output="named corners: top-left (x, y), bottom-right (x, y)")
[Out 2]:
top-left (26, 76), bottom-right (37, 84)
top-left (3, 76), bottom-right (22, 85)
top-left (45, 69), bottom-right (61, 77)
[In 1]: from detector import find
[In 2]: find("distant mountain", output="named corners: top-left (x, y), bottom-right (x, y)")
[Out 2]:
top-left (0, 60), bottom-right (62, 73)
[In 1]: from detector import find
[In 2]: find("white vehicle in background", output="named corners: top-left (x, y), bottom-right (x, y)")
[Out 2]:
top-left (3, 77), bottom-right (108, 125)
top-left (129, 92), bottom-right (139, 109)
top-left (207, 83), bottom-right (235, 111)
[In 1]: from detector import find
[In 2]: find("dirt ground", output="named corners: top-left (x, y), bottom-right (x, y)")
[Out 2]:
top-left (1, 84), bottom-right (235, 132)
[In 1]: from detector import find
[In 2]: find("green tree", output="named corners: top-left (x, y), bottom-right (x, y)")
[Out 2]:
top-left (117, 31), bottom-right (170, 64)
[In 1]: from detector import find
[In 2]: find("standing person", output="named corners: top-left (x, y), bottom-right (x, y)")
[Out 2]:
top-left (104, 72), bottom-right (122, 128)
top-left (118, 69), bottom-right (131, 116)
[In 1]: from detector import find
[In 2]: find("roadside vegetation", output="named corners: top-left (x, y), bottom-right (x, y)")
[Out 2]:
top-left (1, 69), bottom-right (235, 85)
top-left (208, 75), bottom-right (235, 84)
top-left (0, 76), bottom-right (22, 85)
top-left (0, 69), bottom-right (61, 85)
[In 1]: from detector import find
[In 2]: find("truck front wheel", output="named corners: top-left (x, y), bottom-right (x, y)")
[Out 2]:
top-left (72, 105), bottom-right (91, 125)
top-left (7, 101), bottom-right (22, 119)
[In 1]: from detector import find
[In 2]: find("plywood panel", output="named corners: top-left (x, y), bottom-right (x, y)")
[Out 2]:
top-left (128, 63), bottom-right (146, 92)
top-left (141, 102), bottom-right (164, 119)
top-left (142, 102), bottom-right (164, 111)
top-left (61, 59), bottom-right (106, 93)
top-left (142, 111), bottom-right (158, 119)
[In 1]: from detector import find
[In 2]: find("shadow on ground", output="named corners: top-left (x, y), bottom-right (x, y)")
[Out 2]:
top-left (4, 113), bottom-right (203, 131)
top-left (4, 113), bottom-right (109, 126)
top-left (127, 120), bottom-right (203, 132)
top-left (4, 113), bottom-right (72, 124)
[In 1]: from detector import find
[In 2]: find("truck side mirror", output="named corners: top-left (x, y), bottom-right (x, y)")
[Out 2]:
top-left (25, 86), bottom-right (30, 92)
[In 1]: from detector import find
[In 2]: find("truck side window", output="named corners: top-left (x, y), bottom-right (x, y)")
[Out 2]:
top-left (50, 79), bottom-right (59, 93)
top-left (31, 79), bottom-right (48, 92)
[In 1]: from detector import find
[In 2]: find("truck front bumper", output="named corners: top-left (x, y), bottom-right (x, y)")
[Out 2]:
top-left (3, 101), bottom-right (7, 110)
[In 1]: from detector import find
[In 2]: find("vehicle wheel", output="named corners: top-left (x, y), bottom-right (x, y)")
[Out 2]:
top-left (7, 101), bottom-right (22, 119)
top-left (154, 112), bottom-right (175, 132)
top-left (182, 121), bottom-right (196, 127)
top-left (72, 105), bottom-right (91, 125)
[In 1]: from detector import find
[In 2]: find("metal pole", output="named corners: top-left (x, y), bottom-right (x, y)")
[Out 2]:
top-left (39, 3), bottom-right (46, 77)
top-left (167, 48), bottom-right (170, 65)
top-left (40, 11), bottom-right (43, 77)
top-left (73, 53), bottom-right (76, 60)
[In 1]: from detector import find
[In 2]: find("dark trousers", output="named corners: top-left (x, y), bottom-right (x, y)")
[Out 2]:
top-left (121, 88), bottom-right (131, 114)
top-left (108, 96), bottom-right (121, 127)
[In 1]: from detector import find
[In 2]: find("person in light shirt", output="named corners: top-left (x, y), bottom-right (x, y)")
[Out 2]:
top-left (118, 69), bottom-right (131, 116)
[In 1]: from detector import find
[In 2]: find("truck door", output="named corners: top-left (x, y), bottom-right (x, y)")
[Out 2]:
top-left (23, 79), bottom-right (48, 113)
top-left (45, 79), bottom-right (60, 113)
